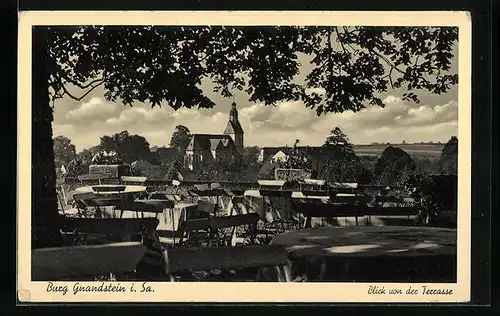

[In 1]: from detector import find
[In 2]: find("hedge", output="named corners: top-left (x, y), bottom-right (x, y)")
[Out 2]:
top-left (274, 168), bottom-right (311, 182)
top-left (88, 164), bottom-right (131, 179)
top-left (130, 160), bottom-right (170, 180)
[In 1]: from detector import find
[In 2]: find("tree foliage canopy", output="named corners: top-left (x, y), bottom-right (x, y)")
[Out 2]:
top-left (52, 135), bottom-right (76, 167)
top-left (169, 125), bottom-right (192, 154)
top-left (317, 127), bottom-right (363, 182)
top-left (439, 136), bottom-right (458, 174)
top-left (374, 146), bottom-right (416, 185)
top-left (99, 130), bottom-right (152, 164)
top-left (45, 26), bottom-right (458, 115)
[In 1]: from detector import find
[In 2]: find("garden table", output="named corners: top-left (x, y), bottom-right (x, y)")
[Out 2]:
top-left (270, 226), bottom-right (456, 282)
top-left (32, 242), bottom-right (146, 281)
top-left (74, 185), bottom-right (147, 195)
top-left (73, 185), bottom-right (148, 218)
top-left (155, 202), bottom-right (199, 247)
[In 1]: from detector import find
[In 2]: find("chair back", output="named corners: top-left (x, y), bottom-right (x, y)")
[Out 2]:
top-left (120, 200), bottom-right (172, 216)
top-left (61, 217), bottom-right (160, 242)
top-left (209, 213), bottom-right (260, 230)
top-left (330, 195), bottom-right (373, 204)
top-left (375, 196), bottom-right (416, 204)
top-left (197, 201), bottom-right (217, 215)
top-left (364, 205), bottom-right (420, 216)
top-left (72, 192), bottom-right (97, 210)
top-left (78, 174), bottom-right (106, 185)
top-left (55, 185), bottom-right (69, 212)
top-left (134, 199), bottom-right (175, 209)
top-left (231, 196), bottom-right (244, 204)
top-left (84, 198), bottom-right (122, 208)
top-left (121, 176), bottom-right (148, 185)
top-left (164, 245), bottom-right (291, 281)
top-left (181, 218), bottom-right (210, 231)
top-left (177, 218), bottom-right (211, 246)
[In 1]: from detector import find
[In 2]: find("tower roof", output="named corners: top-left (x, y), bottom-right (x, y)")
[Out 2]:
top-left (224, 120), bottom-right (244, 134)
top-left (225, 101), bottom-right (244, 134)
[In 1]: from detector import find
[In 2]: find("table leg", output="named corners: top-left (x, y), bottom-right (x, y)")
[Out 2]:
top-left (305, 216), bottom-right (312, 228)
top-left (282, 265), bottom-right (293, 282)
top-left (275, 266), bottom-right (285, 282)
top-left (171, 208), bottom-right (176, 248)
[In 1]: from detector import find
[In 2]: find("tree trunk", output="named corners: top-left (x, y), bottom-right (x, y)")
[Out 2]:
top-left (32, 28), bottom-right (63, 248)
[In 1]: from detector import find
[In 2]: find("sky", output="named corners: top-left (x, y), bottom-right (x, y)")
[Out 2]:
top-left (51, 37), bottom-right (459, 153)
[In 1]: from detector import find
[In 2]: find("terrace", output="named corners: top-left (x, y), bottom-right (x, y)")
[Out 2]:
top-left (37, 174), bottom-right (457, 282)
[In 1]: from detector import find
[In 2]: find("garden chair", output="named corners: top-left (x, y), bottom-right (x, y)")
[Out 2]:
top-left (125, 199), bottom-right (174, 219)
top-left (163, 245), bottom-right (293, 282)
top-left (208, 213), bottom-right (261, 246)
top-left (60, 217), bottom-right (160, 246)
top-left (197, 200), bottom-right (217, 217)
top-left (228, 195), bottom-right (245, 216)
top-left (56, 185), bottom-right (80, 217)
top-left (71, 192), bottom-right (99, 218)
top-left (177, 218), bottom-right (211, 247)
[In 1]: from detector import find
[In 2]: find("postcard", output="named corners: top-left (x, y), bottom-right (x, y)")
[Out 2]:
top-left (17, 10), bottom-right (471, 303)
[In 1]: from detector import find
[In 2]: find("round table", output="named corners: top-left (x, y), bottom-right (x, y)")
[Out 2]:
top-left (72, 185), bottom-right (148, 218)
top-left (74, 185), bottom-right (147, 195)
top-left (270, 226), bottom-right (457, 282)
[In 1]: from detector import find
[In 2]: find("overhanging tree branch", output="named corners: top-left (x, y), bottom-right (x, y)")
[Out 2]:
top-left (370, 48), bottom-right (405, 75)
top-left (61, 80), bottom-right (106, 101)
top-left (335, 27), bottom-right (347, 55)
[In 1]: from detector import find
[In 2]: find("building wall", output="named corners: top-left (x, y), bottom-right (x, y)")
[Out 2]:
top-left (271, 151), bottom-right (288, 163)
top-left (227, 132), bottom-right (244, 152)
top-left (234, 133), bottom-right (244, 151)
top-left (185, 151), bottom-right (194, 170)
top-left (186, 148), bottom-right (229, 171)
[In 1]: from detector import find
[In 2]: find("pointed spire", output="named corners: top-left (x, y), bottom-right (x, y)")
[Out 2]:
top-left (230, 101), bottom-right (238, 122)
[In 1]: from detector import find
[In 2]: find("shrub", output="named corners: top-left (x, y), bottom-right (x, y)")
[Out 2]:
top-left (89, 164), bottom-right (131, 178)
top-left (274, 168), bottom-right (311, 182)
top-left (374, 146), bottom-right (416, 185)
top-left (65, 157), bottom-right (91, 178)
top-left (403, 173), bottom-right (458, 226)
top-left (130, 160), bottom-right (170, 180)
top-left (91, 150), bottom-right (124, 165)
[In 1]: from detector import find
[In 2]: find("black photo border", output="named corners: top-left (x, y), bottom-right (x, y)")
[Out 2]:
top-left (9, 0), bottom-right (494, 313)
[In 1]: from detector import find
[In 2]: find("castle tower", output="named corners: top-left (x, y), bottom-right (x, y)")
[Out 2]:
top-left (224, 102), bottom-right (244, 151)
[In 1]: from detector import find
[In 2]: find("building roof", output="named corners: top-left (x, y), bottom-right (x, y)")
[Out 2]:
top-left (261, 146), bottom-right (320, 161)
top-left (186, 134), bottom-right (234, 151)
top-left (224, 120), bottom-right (244, 134)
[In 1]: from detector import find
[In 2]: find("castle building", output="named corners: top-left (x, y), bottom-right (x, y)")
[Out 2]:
top-left (184, 102), bottom-right (244, 171)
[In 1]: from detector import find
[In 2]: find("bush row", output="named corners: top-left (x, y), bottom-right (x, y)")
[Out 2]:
top-left (88, 164), bottom-right (131, 178)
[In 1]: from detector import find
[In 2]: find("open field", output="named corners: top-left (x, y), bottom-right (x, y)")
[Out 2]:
top-left (353, 144), bottom-right (444, 158)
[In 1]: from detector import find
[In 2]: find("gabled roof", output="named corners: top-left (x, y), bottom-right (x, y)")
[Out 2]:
top-left (224, 120), bottom-right (244, 134)
top-left (261, 146), bottom-right (320, 161)
top-left (186, 134), bottom-right (234, 151)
